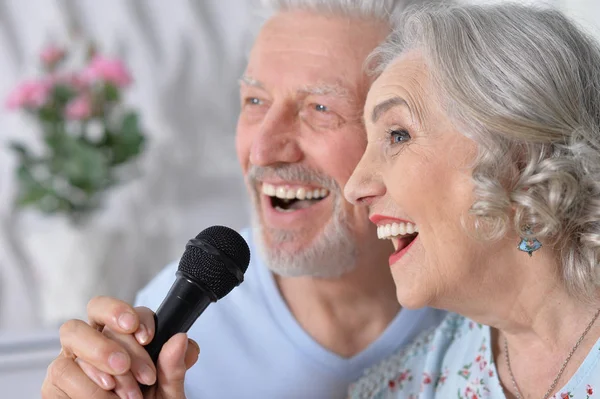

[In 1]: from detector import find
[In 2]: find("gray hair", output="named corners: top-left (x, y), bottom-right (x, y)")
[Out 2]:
top-left (370, 3), bottom-right (600, 301)
top-left (256, 0), bottom-right (440, 25)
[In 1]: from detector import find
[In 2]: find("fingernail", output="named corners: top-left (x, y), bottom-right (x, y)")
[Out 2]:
top-left (127, 391), bottom-right (142, 399)
top-left (189, 339), bottom-right (200, 355)
top-left (138, 363), bottom-right (156, 386)
top-left (108, 352), bottom-right (128, 374)
top-left (135, 324), bottom-right (149, 344)
top-left (99, 373), bottom-right (113, 389)
top-left (118, 312), bottom-right (136, 330)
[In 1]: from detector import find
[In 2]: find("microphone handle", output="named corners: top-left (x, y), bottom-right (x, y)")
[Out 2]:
top-left (144, 271), bottom-right (215, 364)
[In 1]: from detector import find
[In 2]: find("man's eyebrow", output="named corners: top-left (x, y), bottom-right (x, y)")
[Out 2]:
top-left (239, 75), bottom-right (264, 88)
top-left (371, 96), bottom-right (411, 123)
top-left (239, 76), bottom-right (352, 101)
top-left (298, 83), bottom-right (349, 97)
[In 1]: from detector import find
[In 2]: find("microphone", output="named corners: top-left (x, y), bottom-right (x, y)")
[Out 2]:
top-left (142, 225), bottom-right (251, 364)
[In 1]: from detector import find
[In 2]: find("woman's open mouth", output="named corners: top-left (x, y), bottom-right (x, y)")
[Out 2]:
top-left (377, 222), bottom-right (419, 266)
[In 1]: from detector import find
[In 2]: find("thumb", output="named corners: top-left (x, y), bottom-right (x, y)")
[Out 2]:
top-left (155, 333), bottom-right (197, 399)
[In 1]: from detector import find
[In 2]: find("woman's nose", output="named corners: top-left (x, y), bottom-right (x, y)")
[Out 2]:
top-left (344, 149), bottom-right (385, 206)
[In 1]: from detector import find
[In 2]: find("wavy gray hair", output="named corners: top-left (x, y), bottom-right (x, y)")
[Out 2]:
top-left (369, 3), bottom-right (600, 301)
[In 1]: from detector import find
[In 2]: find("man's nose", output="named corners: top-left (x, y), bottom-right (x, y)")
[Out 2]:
top-left (249, 104), bottom-right (303, 166)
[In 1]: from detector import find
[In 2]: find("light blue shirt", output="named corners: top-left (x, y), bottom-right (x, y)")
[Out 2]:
top-left (135, 228), bottom-right (446, 398)
top-left (349, 313), bottom-right (600, 399)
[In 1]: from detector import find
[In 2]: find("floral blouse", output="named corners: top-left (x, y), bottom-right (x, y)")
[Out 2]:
top-left (349, 313), bottom-right (600, 399)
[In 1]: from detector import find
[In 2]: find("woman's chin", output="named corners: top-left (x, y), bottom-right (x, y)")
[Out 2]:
top-left (395, 290), bottom-right (431, 310)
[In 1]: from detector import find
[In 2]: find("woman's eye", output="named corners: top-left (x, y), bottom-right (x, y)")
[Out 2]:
top-left (388, 129), bottom-right (411, 145)
top-left (314, 104), bottom-right (328, 112)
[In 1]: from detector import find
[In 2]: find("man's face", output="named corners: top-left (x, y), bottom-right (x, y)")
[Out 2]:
top-left (236, 10), bottom-right (389, 277)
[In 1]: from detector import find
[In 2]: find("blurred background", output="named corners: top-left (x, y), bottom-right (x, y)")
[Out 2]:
top-left (0, 0), bottom-right (598, 398)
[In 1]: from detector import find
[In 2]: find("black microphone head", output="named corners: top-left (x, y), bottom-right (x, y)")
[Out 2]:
top-left (178, 225), bottom-right (250, 299)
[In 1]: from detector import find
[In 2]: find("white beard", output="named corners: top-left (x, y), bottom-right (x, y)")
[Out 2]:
top-left (247, 164), bottom-right (358, 278)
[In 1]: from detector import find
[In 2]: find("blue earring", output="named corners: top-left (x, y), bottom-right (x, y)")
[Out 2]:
top-left (517, 226), bottom-right (542, 256)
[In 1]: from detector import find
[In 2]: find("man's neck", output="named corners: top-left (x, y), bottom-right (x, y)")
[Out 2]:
top-left (274, 250), bottom-right (400, 358)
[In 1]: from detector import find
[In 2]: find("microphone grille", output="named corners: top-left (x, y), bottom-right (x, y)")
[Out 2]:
top-left (178, 226), bottom-right (250, 299)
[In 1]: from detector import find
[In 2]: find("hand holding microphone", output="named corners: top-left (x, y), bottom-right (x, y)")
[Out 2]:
top-left (41, 226), bottom-right (250, 399)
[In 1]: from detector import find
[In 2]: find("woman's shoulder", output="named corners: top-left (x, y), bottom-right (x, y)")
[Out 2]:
top-left (349, 313), bottom-right (476, 398)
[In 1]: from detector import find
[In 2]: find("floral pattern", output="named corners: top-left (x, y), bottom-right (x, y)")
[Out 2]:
top-left (349, 314), bottom-right (600, 399)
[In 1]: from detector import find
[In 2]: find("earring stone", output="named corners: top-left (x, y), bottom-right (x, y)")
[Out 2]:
top-left (517, 226), bottom-right (542, 256)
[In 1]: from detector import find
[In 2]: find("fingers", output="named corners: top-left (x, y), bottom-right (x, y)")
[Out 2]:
top-left (87, 296), bottom-right (140, 333)
top-left (75, 359), bottom-right (116, 391)
top-left (155, 334), bottom-right (195, 399)
top-left (42, 356), bottom-right (118, 399)
top-left (78, 358), bottom-right (145, 399)
top-left (184, 339), bottom-right (200, 370)
top-left (132, 306), bottom-right (156, 346)
top-left (59, 319), bottom-right (131, 376)
top-left (102, 326), bottom-right (157, 386)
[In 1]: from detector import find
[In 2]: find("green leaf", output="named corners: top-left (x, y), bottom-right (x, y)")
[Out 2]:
top-left (52, 84), bottom-right (76, 106)
top-left (104, 83), bottom-right (120, 102)
top-left (61, 136), bottom-right (111, 192)
top-left (15, 165), bottom-right (49, 206)
top-left (38, 106), bottom-right (63, 124)
top-left (110, 111), bottom-right (145, 165)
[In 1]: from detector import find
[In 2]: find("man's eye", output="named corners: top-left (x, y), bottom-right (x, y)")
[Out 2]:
top-left (245, 97), bottom-right (263, 106)
top-left (301, 103), bottom-right (344, 130)
top-left (387, 129), bottom-right (411, 145)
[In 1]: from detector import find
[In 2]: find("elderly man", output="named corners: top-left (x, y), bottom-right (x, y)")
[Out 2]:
top-left (41, 1), bottom-right (445, 398)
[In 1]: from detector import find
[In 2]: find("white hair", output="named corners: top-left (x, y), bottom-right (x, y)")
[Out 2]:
top-left (369, 3), bottom-right (600, 301)
top-left (259, 0), bottom-right (431, 22)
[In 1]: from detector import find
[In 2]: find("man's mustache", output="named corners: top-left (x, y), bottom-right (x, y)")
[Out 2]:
top-left (247, 164), bottom-right (338, 191)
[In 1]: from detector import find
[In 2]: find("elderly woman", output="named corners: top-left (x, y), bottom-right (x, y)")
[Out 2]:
top-left (345, 3), bottom-right (600, 399)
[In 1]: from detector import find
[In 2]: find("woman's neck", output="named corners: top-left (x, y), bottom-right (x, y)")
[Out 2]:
top-left (443, 247), bottom-right (600, 398)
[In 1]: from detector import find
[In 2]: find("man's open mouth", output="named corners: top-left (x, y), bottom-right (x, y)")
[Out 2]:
top-left (262, 183), bottom-right (330, 212)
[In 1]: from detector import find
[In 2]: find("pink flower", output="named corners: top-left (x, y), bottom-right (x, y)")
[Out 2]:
top-left (65, 95), bottom-right (92, 120)
top-left (81, 55), bottom-right (132, 88)
top-left (40, 45), bottom-right (65, 67)
top-left (5, 79), bottom-right (52, 109)
top-left (422, 373), bottom-right (432, 384)
top-left (399, 371), bottom-right (410, 382)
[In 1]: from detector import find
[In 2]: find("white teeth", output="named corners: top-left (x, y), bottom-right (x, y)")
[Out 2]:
top-left (276, 187), bottom-right (286, 199)
top-left (262, 183), bottom-right (329, 201)
top-left (377, 222), bottom-right (418, 239)
top-left (296, 188), bottom-right (306, 200)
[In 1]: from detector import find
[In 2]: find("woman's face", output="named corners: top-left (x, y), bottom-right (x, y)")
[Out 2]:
top-left (345, 50), bottom-right (515, 309)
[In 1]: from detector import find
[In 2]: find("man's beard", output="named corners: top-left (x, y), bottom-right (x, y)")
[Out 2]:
top-left (247, 164), bottom-right (358, 278)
